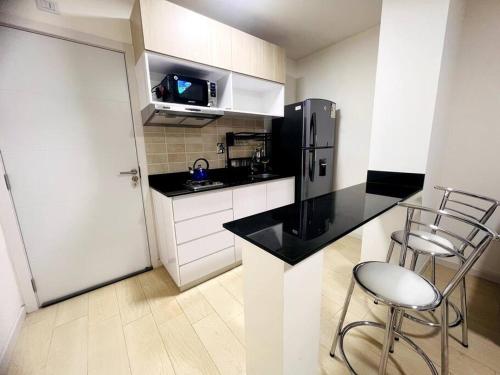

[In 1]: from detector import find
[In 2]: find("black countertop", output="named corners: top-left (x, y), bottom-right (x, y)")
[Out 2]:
top-left (149, 167), bottom-right (292, 197)
top-left (223, 182), bottom-right (421, 265)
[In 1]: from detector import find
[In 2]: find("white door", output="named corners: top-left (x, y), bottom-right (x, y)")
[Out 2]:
top-left (0, 27), bottom-right (151, 305)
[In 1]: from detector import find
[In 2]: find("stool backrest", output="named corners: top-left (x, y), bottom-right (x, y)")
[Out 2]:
top-left (397, 202), bottom-right (498, 299)
top-left (434, 186), bottom-right (499, 253)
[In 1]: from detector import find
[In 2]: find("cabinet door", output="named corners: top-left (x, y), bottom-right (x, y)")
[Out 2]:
top-left (172, 189), bottom-right (232, 222)
top-left (231, 28), bottom-right (261, 79)
top-left (141, 0), bottom-right (231, 69)
top-left (233, 183), bottom-right (267, 261)
top-left (261, 40), bottom-right (286, 83)
top-left (231, 28), bottom-right (285, 83)
top-left (209, 21), bottom-right (232, 70)
top-left (233, 183), bottom-right (267, 219)
top-left (266, 178), bottom-right (295, 210)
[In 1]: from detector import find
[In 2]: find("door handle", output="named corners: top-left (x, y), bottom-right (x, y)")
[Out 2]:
top-left (119, 169), bottom-right (138, 175)
top-left (310, 113), bottom-right (317, 147)
top-left (309, 149), bottom-right (315, 182)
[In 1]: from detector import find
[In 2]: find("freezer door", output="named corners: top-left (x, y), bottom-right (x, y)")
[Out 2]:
top-left (300, 147), bottom-right (334, 200)
top-left (302, 99), bottom-right (335, 148)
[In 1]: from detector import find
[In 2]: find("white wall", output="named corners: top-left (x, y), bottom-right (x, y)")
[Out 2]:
top-left (284, 57), bottom-right (298, 105)
top-left (295, 26), bottom-right (380, 190)
top-left (423, 0), bottom-right (500, 282)
top-left (0, 223), bottom-right (24, 371)
top-left (367, 0), bottom-right (451, 173)
top-left (0, 0), bottom-right (132, 44)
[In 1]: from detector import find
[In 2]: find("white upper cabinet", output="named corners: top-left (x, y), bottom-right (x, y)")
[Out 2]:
top-left (131, 0), bottom-right (285, 84)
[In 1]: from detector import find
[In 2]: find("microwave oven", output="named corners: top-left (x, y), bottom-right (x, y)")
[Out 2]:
top-left (154, 74), bottom-right (217, 107)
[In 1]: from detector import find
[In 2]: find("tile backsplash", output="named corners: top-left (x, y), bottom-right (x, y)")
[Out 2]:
top-left (144, 117), bottom-right (266, 175)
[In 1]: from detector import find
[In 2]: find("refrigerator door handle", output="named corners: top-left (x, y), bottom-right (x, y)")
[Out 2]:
top-left (310, 113), bottom-right (317, 147)
top-left (309, 149), bottom-right (315, 182)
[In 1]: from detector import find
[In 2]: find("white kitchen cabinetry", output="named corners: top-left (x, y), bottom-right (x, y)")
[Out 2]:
top-left (152, 177), bottom-right (294, 288)
top-left (135, 52), bottom-right (284, 119)
top-left (266, 178), bottom-right (296, 210)
top-left (233, 183), bottom-right (268, 219)
top-left (131, 0), bottom-right (285, 83)
top-left (152, 188), bottom-right (235, 289)
top-left (233, 178), bottom-right (295, 261)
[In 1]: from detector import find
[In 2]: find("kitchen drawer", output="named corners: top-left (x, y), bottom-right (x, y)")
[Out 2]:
top-left (177, 230), bottom-right (234, 265)
top-left (173, 189), bottom-right (232, 222)
top-left (179, 247), bottom-right (235, 286)
top-left (175, 209), bottom-right (233, 244)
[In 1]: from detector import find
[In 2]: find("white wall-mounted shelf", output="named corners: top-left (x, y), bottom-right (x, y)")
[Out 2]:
top-left (136, 52), bottom-right (284, 120)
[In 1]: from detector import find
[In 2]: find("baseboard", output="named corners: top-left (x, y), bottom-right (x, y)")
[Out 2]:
top-left (0, 306), bottom-right (25, 374)
top-left (437, 258), bottom-right (500, 284)
top-left (415, 256), bottom-right (431, 274)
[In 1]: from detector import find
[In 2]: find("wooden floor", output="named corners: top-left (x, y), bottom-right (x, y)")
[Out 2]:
top-left (7, 236), bottom-right (500, 375)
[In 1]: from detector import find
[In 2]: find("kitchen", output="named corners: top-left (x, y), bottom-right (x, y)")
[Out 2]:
top-left (1, 1), bottom-right (500, 375)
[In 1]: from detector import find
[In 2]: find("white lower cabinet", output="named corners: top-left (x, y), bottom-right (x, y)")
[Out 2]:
top-left (233, 183), bottom-right (268, 219)
top-left (151, 177), bottom-right (294, 289)
top-left (177, 230), bottom-right (234, 265)
top-left (174, 209), bottom-right (233, 244)
top-left (266, 178), bottom-right (295, 210)
top-left (233, 177), bottom-right (295, 261)
top-left (179, 247), bottom-right (235, 286)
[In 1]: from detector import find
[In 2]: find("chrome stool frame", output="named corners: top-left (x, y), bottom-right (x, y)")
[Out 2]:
top-left (386, 186), bottom-right (499, 347)
top-left (330, 203), bottom-right (498, 375)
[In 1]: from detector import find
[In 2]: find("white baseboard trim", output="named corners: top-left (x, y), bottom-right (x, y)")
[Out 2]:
top-left (0, 306), bottom-right (25, 375)
top-left (437, 259), bottom-right (500, 284)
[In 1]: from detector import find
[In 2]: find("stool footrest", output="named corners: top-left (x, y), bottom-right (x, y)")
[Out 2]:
top-left (338, 320), bottom-right (438, 375)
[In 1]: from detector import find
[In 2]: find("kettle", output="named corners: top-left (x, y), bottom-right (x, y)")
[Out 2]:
top-left (189, 158), bottom-right (209, 181)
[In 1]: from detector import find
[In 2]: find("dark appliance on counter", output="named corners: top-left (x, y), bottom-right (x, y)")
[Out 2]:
top-left (272, 98), bottom-right (336, 201)
top-left (153, 74), bottom-right (217, 107)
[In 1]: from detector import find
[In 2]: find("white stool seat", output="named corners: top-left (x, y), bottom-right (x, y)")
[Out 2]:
top-left (354, 261), bottom-right (441, 309)
top-left (392, 229), bottom-right (455, 256)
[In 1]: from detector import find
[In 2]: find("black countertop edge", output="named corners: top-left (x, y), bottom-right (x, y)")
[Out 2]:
top-left (223, 182), bottom-right (421, 266)
top-left (367, 170), bottom-right (425, 189)
top-left (148, 167), bottom-right (293, 197)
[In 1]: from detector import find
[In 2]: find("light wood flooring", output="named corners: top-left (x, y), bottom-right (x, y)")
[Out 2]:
top-left (6, 236), bottom-right (500, 374)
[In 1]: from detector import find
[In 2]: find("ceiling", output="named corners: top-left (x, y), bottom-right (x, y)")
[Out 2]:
top-left (11, 0), bottom-right (382, 59)
top-left (168, 0), bottom-right (382, 60)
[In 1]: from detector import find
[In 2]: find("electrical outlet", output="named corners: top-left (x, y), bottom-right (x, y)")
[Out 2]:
top-left (217, 143), bottom-right (225, 154)
top-left (35, 0), bottom-right (59, 14)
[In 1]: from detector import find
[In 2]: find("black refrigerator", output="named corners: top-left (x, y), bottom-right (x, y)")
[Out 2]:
top-left (272, 98), bottom-right (336, 201)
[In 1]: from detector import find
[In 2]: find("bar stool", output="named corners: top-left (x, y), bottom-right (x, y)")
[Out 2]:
top-left (386, 186), bottom-right (499, 347)
top-left (330, 203), bottom-right (498, 375)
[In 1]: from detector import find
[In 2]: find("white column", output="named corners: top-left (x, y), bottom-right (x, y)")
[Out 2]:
top-left (361, 0), bottom-right (466, 263)
top-left (367, 0), bottom-right (453, 174)
top-left (242, 240), bottom-right (324, 375)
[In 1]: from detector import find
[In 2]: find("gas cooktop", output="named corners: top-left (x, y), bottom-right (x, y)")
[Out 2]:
top-left (184, 179), bottom-right (225, 191)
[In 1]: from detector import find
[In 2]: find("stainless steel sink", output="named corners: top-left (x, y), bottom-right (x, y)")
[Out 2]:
top-left (249, 173), bottom-right (279, 179)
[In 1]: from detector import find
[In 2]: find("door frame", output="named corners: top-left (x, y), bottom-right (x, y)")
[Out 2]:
top-left (0, 23), bottom-right (160, 312)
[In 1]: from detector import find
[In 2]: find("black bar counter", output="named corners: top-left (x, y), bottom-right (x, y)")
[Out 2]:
top-left (223, 181), bottom-right (421, 265)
